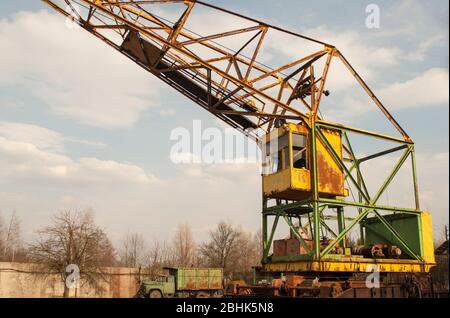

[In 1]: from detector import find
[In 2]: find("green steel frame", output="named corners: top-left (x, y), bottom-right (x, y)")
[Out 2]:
top-left (262, 121), bottom-right (426, 264)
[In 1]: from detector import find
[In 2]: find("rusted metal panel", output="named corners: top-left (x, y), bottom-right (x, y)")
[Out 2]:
top-left (316, 128), bottom-right (345, 197)
top-left (285, 275), bottom-right (305, 288)
top-left (272, 239), bottom-right (314, 257)
top-left (176, 268), bottom-right (223, 291)
top-left (208, 269), bottom-right (224, 290)
top-left (286, 239), bottom-right (300, 256)
top-left (273, 240), bottom-right (287, 257)
top-left (291, 169), bottom-right (311, 192)
top-left (121, 31), bottom-right (149, 66)
top-left (263, 169), bottom-right (292, 198)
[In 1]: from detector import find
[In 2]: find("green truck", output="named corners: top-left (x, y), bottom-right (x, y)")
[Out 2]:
top-left (136, 267), bottom-right (224, 298)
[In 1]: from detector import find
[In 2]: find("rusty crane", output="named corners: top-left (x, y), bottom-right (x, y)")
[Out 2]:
top-left (41, 0), bottom-right (435, 294)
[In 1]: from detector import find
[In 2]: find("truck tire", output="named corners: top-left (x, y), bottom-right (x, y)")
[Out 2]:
top-left (149, 290), bottom-right (163, 298)
top-left (212, 291), bottom-right (223, 298)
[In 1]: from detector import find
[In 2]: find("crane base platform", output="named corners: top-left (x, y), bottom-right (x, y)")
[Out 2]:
top-left (262, 258), bottom-right (435, 274)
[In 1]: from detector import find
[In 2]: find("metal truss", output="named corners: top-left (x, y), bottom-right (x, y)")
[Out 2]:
top-left (42, 0), bottom-right (411, 143)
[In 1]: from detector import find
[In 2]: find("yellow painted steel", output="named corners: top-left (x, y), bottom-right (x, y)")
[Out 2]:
top-left (263, 169), bottom-right (292, 195)
top-left (315, 128), bottom-right (344, 196)
top-left (291, 169), bottom-right (312, 192)
top-left (262, 212), bottom-right (436, 274)
top-left (421, 212), bottom-right (435, 264)
top-left (263, 259), bottom-right (435, 273)
top-left (263, 123), bottom-right (346, 200)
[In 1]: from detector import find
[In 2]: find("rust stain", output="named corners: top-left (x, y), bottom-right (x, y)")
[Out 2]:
top-left (317, 128), bottom-right (344, 197)
top-left (317, 152), bottom-right (342, 196)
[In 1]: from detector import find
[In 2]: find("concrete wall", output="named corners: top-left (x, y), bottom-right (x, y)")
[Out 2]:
top-left (0, 262), bottom-right (143, 298)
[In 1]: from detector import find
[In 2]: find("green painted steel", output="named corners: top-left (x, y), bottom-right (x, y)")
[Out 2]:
top-left (320, 207), bottom-right (371, 257)
top-left (337, 207), bottom-right (346, 248)
top-left (363, 214), bottom-right (423, 259)
top-left (261, 122), bottom-right (432, 272)
top-left (316, 121), bottom-right (413, 144)
top-left (410, 147), bottom-right (421, 210)
top-left (170, 268), bottom-right (223, 291)
top-left (316, 128), bottom-right (370, 204)
top-left (319, 198), bottom-right (421, 215)
top-left (282, 212), bottom-right (312, 254)
top-left (371, 211), bottom-right (422, 260)
top-left (263, 214), bottom-right (280, 261)
top-left (310, 124), bottom-right (321, 259)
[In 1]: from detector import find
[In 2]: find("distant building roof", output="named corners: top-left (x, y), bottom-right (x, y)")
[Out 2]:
top-left (435, 240), bottom-right (449, 255)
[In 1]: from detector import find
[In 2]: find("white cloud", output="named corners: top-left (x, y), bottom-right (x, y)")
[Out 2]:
top-left (260, 25), bottom-right (405, 94)
top-left (173, 160), bottom-right (260, 185)
top-left (0, 121), bottom-right (66, 153)
top-left (0, 11), bottom-right (163, 129)
top-left (0, 122), bottom-right (446, 246)
top-left (0, 139), bottom-right (262, 244)
top-left (378, 68), bottom-right (449, 110)
top-left (2, 8), bottom-right (438, 134)
top-left (160, 8), bottom-right (407, 93)
top-left (0, 135), bottom-right (156, 186)
top-left (159, 109), bottom-right (176, 117)
top-left (78, 158), bottom-right (156, 184)
top-left (0, 121), bottom-right (105, 153)
top-left (0, 99), bottom-right (24, 108)
top-left (359, 151), bottom-right (449, 236)
top-left (170, 152), bottom-right (201, 164)
top-left (404, 35), bottom-right (448, 62)
top-left (323, 68), bottom-right (449, 123)
top-left (64, 137), bottom-right (106, 149)
top-left (382, 0), bottom-right (449, 40)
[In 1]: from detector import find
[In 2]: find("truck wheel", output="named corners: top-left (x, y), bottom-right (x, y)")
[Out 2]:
top-left (149, 290), bottom-right (163, 298)
top-left (212, 292), bottom-right (222, 298)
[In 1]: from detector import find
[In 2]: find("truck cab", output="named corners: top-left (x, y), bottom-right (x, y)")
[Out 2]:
top-left (136, 275), bottom-right (176, 298)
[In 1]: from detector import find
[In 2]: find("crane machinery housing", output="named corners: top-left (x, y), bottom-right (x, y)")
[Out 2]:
top-left (41, 0), bottom-right (436, 295)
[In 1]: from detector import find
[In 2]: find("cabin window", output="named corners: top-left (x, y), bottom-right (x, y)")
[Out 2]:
top-left (264, 134), bottom-right (290, 175)
top-left (292, 133), bottom-right (308, 169)
top-left (156, 276), bottom-right (167, 283)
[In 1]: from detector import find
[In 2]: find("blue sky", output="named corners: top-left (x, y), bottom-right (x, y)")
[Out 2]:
top-left (0, 0), bottom-right (448, 246)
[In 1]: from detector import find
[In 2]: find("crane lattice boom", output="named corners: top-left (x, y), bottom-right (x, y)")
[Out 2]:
top-left (42, 0), bottom-right (410, 143)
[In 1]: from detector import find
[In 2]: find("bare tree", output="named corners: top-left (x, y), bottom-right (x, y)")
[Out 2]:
top-left (199, 222), bottom-right (239, 278)
top-left (172, 223), bottom-right (197, 267)
top-left (120, 231), bottom-right (146, 268)
top-left (254, 229), bottom-right (263, 264)
top-left (231, 228), bottom-right (262, 281)
top-left (0, 213), bottom-right (4, 259)
top-left (0, 211), bottom-right (24, 262)
top-left (199, 222), bottom-right (262, 281)
top-left (145, 239), bottom-right (173, 278)
top-left (28, 209), bottom-right (116, 298)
